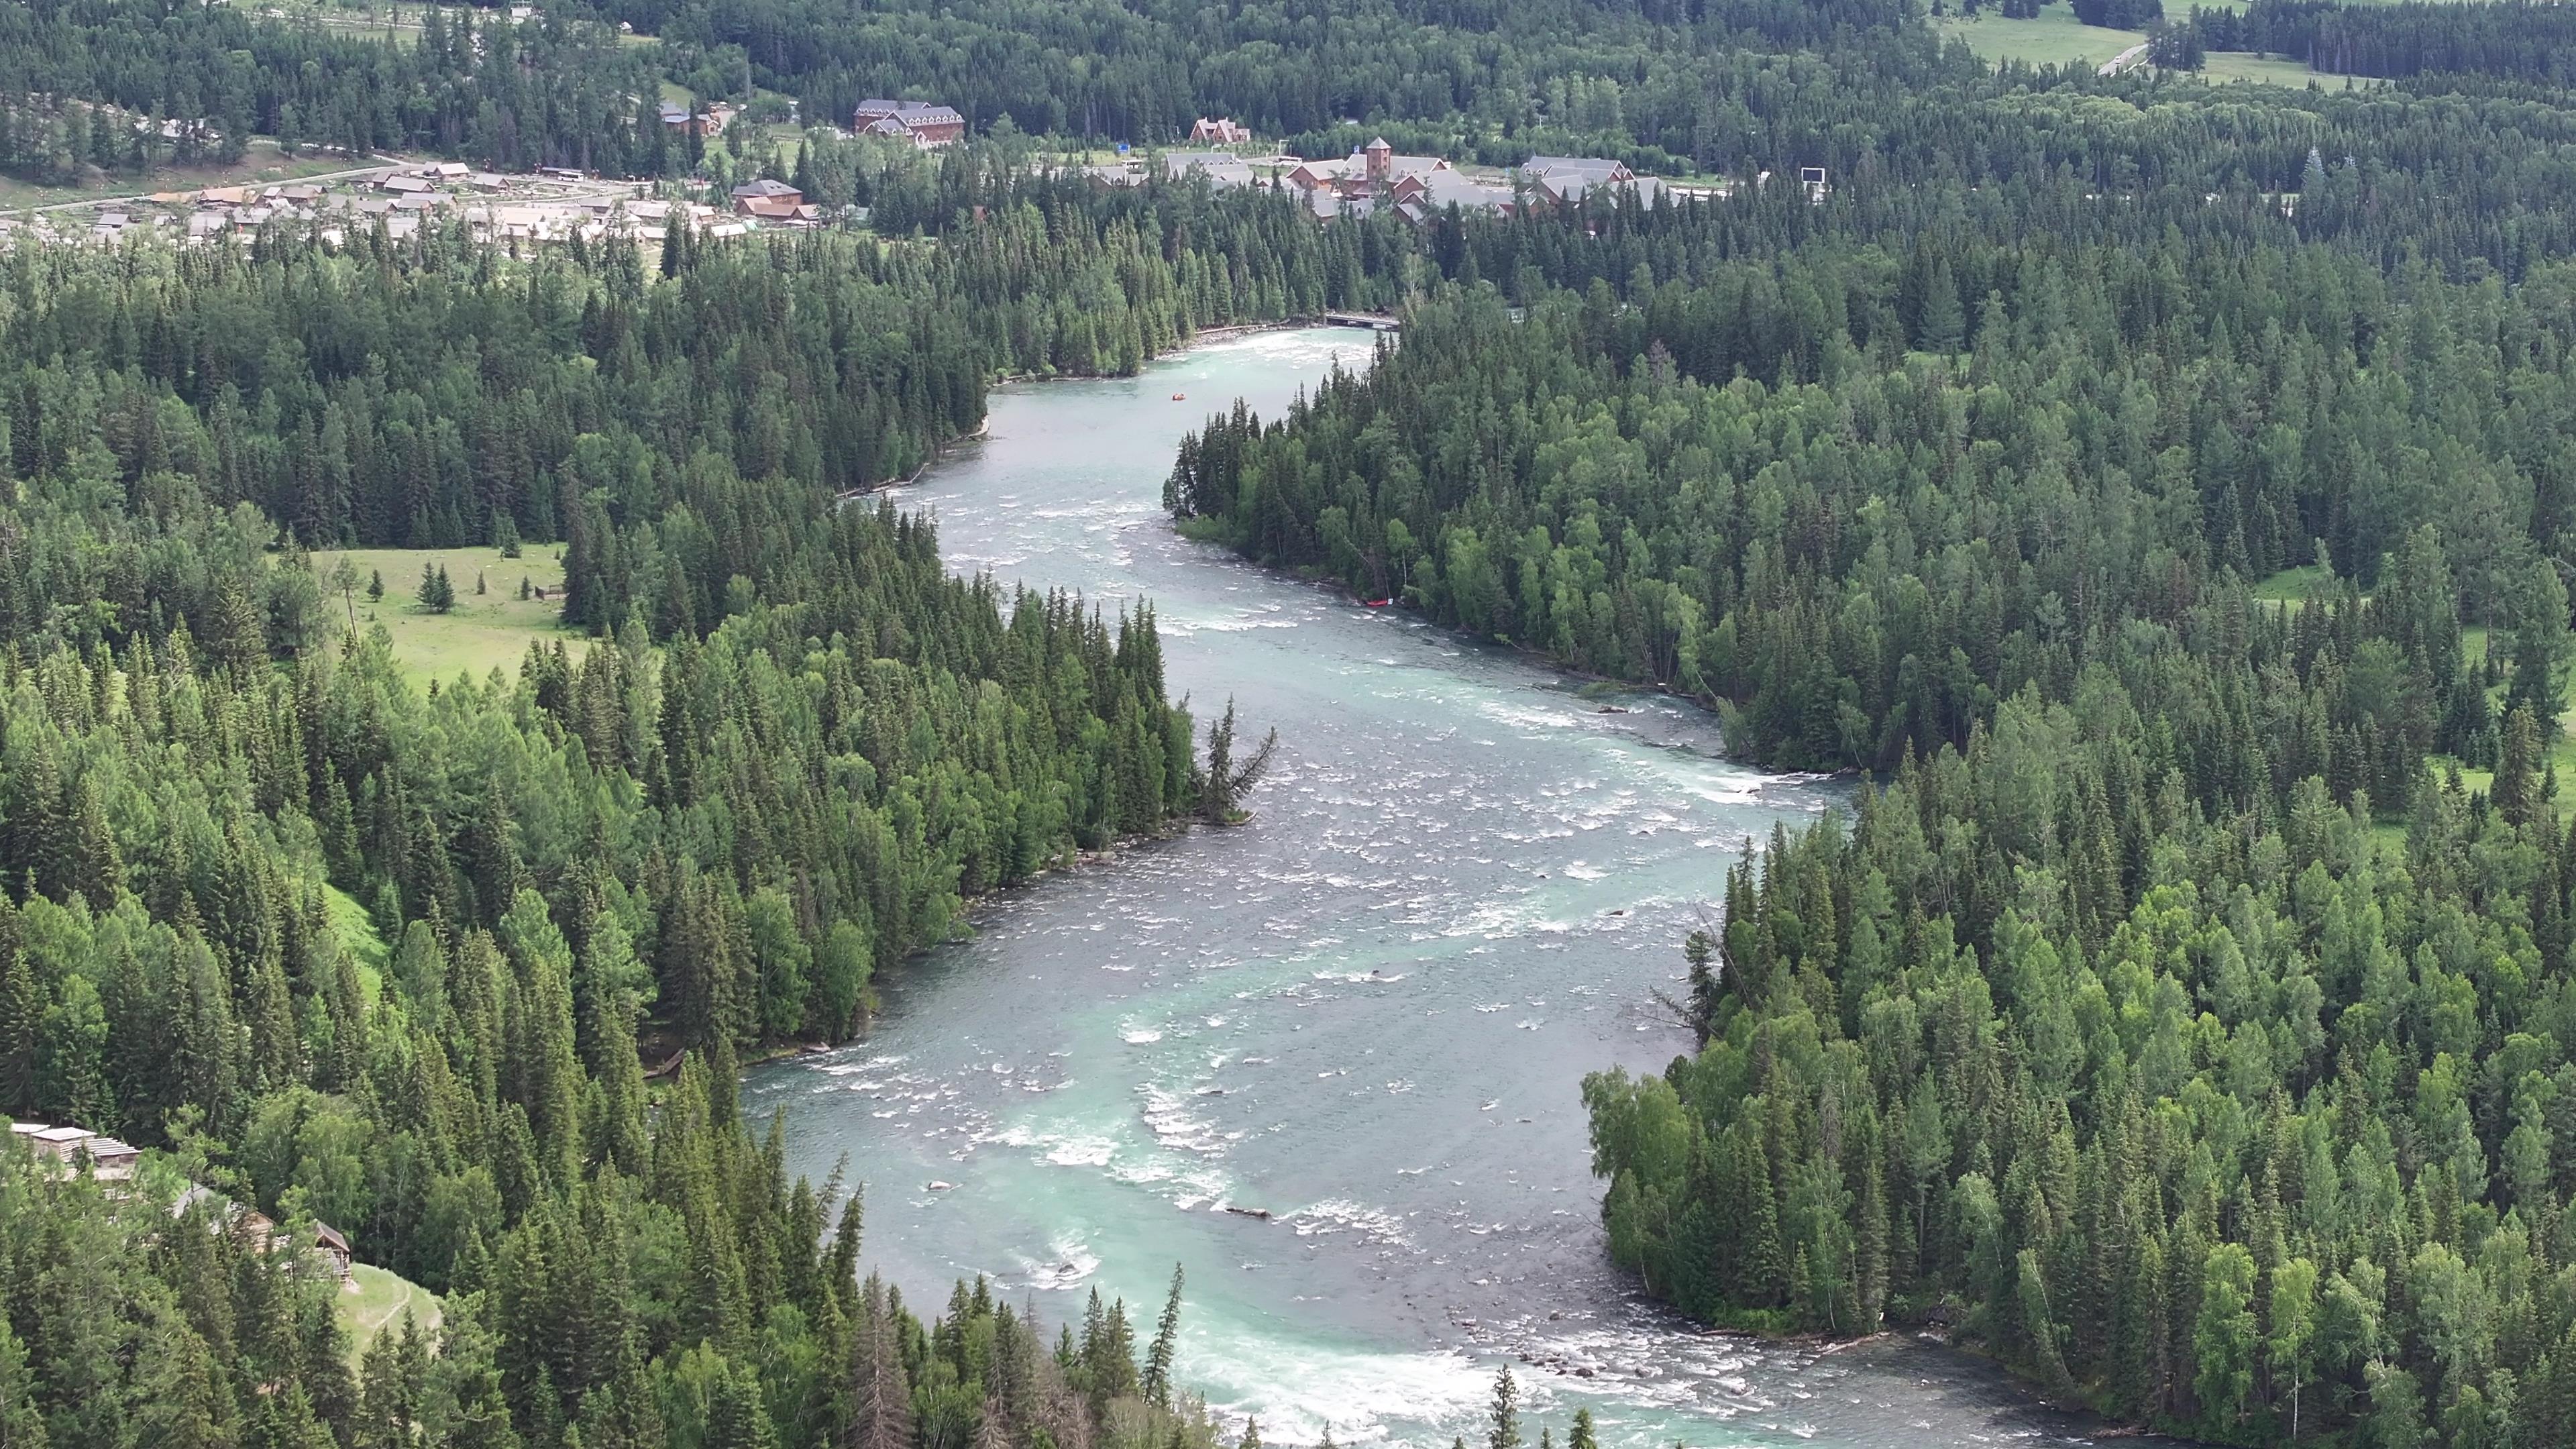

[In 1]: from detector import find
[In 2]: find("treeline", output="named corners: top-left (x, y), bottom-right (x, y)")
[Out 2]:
top-left (596, 0), bottom-right (1923, 164)
top-left (1585, 647), bottom-right (2576, 1442)
top-left (1169, 223), bottom-right (2576, 774)
top-left (2186, 0), bottom-right (2576, 87)
top-left (1, 1097), bottom-right (1232, 1449)
top-left (0, 178), bottom-right (1398, 555)
top-left (0, 146), bottom-right (1293, 1444)
top-left (0, 0), bottom-right (680, 178)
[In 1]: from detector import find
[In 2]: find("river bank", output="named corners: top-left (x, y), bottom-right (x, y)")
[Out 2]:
top-left (752, 327), bottom-right (2179, 1448)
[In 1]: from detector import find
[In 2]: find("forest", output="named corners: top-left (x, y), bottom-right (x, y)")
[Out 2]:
top-left (1131, 6), bottom-right (2576, 1444)
top-left (0, 176), bottom-right (1337, 1444)
top-left (9, 0), bottom-right (2576, 1442)
top-left (2185, 1), bottom-right (2576, 87)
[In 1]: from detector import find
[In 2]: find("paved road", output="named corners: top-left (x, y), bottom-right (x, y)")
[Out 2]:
top-left (2100, 42), bottom-right (2150, 76)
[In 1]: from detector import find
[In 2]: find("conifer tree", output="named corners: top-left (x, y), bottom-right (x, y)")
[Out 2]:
top-left (1142, 1263), bottom-right (1185, 1409)
top-left (1487, 1365), bottom-right (1521, 1449)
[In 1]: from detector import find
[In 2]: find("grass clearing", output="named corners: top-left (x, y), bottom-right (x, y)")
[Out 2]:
top-left (325, 884), bottom-right (390, 1000)
top-left (0, 140), bottom-right (368, 209)
top-left (336, 1264), bottom-right (441, 1366)
top-left (2196, 52), bottom-right (2327, 87)
top-left (311, 545), bottom-right (586, 688)
top-left (1936, 6), bottom-right (2145, 69)
top-left (2253, 563), bottom-right (2337, 606)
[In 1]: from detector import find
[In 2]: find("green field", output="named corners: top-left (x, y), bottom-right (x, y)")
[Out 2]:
top-left (335, 1263), bottom-right (441, 1366)
top-left (2252, 561), bottom-right (2337, 606)
top-left (2198, 52), bottom-right (2327, 86)
top-left (1937, 3), bottom-right (2351, 86)
top-left (1936, 7), bottom-right (2145, 69)
top-left (312, 545), bottom-right (586, 688)
top-left (323, 883), bottom-right (390, 1000)
top-left (0, 139), bottom-right (368, 209)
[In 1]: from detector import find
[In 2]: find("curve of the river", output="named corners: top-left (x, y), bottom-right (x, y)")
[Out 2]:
top-left (748, 329), bottom-right (2169, 1449)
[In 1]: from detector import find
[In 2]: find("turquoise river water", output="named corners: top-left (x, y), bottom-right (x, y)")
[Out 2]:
top-left (746, 329), bottom-right (2176, 1449)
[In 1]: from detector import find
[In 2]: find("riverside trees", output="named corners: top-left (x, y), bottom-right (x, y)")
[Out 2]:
top-left (0, 191), bottom-right (1295, 1449)
top-left (1140, 25), bottom-right (2576, 1449)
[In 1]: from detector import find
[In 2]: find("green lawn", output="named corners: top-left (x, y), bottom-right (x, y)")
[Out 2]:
top-left (311, 545), bottom-right (586, 688)
top-left (1936, 7), bottom-right (2145, 69)
top-left (2197, 52), bottom-right (2328, 87)
top-left (335, 1264), bottom-right (441, 1366)
top-left (324, 884), bottom-right (390, 1000)
top-left (2252, 562), bottom-right (2337, 606)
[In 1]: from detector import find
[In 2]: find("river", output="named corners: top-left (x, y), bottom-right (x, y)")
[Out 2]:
top-left (747, 329), bottom-right (2165, 1448)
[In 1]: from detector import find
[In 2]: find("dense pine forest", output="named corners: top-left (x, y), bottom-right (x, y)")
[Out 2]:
top-left (10, 0), bottom-right (2576, 1442)
top-left (0, 176), bottom-right (1342, 1442)
top-left (1137, 6), bottom-right (2576, 1446)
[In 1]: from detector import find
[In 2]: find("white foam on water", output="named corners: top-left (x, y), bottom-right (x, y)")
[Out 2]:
top-left (1044, 1137), bottom-right (1118, 1167)
top-left (1286, 1197), bottom-right (1412, 1248)
top-left (1139, 1083), bottom-right (1234, 1157)
top-left (1183, 1336), bottom-right (1495, 1445)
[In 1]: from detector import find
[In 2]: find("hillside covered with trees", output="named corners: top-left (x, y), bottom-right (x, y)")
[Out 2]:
top-left (0, 183), bottom-right (1323, 1443)
top-left (10, 0), bottom-right (2576, 1443)
top-left (1147, 13), bottom-right (2576, 1447)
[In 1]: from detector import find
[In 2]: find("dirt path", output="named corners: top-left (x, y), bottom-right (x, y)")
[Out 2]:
top-left (2100, 42), bottom-right (2149, 76)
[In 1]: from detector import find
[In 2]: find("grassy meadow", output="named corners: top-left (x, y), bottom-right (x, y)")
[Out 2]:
top-left (311, 545), bottom-right (587, 688)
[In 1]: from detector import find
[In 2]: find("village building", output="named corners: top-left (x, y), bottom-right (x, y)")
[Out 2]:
top-left (1358, 138), bottom-right (1450, 190)
top-left (1159, 151), bottom-right (1254, 189)
top-left (851, 99), bottom-right (966, 148)
top-left (1189, 117), bottom-right (1252, 145)
top-left (1287, 140), bottom-right (1450, 203)
top-left (169, 1183), bottom-right (356, 1281)
top-left (659, 99), bottom-right (739, 137)
top-left (1081, 162), bottom-right (1146, 191)
top-left (13, 1122), bottom-right (142, 1181)
top-left (1283, 156), bottom-right (1351, 193)
top-left (1515, 155), bottom-right (1665, 208)
top-left (731, 177), bottom-right (803, 219)
top-left (1393, 168), bottom-right (1515, 222)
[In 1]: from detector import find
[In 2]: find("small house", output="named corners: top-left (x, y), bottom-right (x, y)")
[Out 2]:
top-left (311, 1222), bottom-right (354, 1279)
top-left (850, 100), bottom-right (966, 149)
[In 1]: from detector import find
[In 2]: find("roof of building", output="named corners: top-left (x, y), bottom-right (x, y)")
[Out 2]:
top-left (1347, 147), bottom-right (1446, 179)
top-left (1160, 152), bottom-right (1254, 187)
top-left (855, 100), bottom-right (964, 125)
top-left (731, 178), bottom-right (800, 197)
top-left (1520, 155), bottom-right (1629, 180)
top-left (1410, 170), bottom-right (1513, 211)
